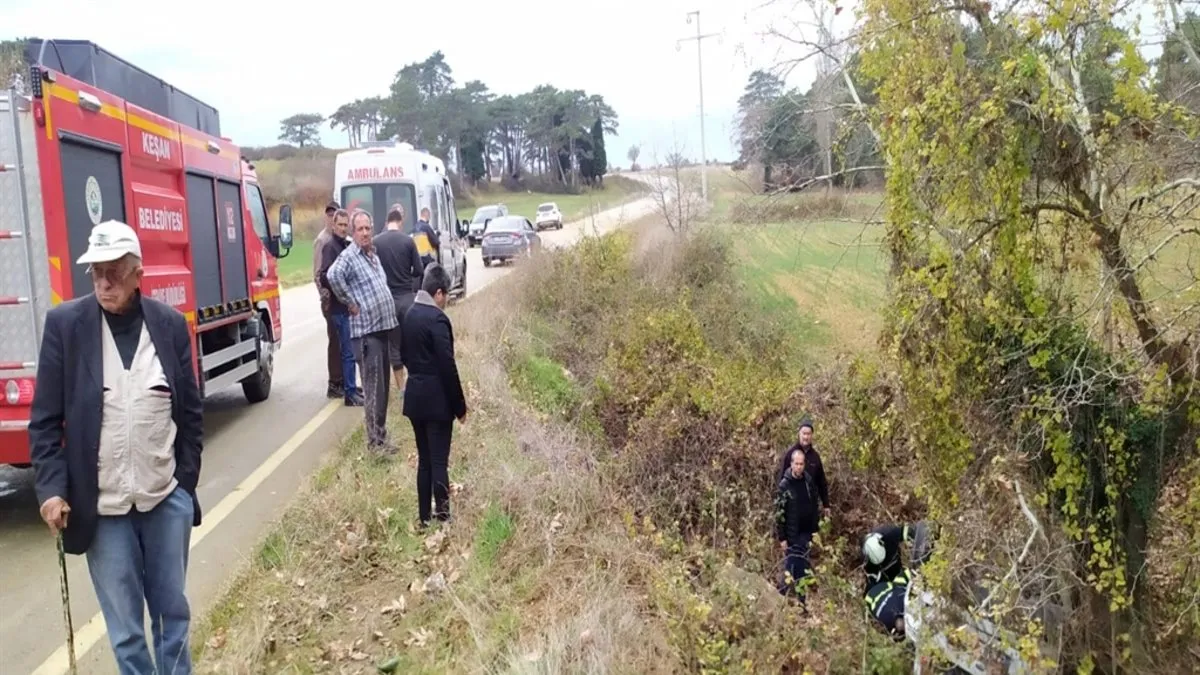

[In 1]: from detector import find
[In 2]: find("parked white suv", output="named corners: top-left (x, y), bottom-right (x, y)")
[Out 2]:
top-left (534, 202), bottom-right (563, 230)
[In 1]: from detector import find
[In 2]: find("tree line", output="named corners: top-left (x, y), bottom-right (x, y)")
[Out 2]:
top-left (735, 61), bottom-right (880, 193)
top-left (278, 51), bottom-right (616, 187)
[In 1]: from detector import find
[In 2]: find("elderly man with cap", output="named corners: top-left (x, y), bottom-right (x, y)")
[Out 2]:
top-left (315, 200), bottom-right (345, 399)
top-left (29, 220), bottom-right (204, 675)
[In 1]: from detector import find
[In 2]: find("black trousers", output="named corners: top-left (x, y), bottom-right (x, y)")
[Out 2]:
top-left (411, 419), bottom-right (453, 522)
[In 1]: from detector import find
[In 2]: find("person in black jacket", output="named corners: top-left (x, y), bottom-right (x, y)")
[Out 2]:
top-left (317, 209), bottom-right (361, 406)
top-left (862, 520), bottom-right (935, 591)
top-left (864, 567), bottom-right (912, 640)
top-left (401, 264), bottom-right (467, 526)
top-left (776, 418), bottom-right (831, 521)
top-left (775, 448), bottom-right (821, 604)
top-left (374, 207), bottom-right (425, 390)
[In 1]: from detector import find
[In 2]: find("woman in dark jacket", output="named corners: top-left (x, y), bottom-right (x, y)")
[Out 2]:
top-left (775, 448), bottom-right (821, 604)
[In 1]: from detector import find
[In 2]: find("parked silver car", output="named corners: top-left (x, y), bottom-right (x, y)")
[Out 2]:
top-left (481, 216), bottom-right (542, 267)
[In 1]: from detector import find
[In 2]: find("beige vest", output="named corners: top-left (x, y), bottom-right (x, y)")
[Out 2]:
top-left (96, 318), bottom-right (178, 516)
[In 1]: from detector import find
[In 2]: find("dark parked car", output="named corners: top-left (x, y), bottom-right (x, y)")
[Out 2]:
top-left (481, 216), bottom-right (542, 267)
top-left (467, 203), bottom-right (508, 246)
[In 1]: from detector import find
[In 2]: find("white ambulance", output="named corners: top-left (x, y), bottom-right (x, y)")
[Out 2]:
top-left (332, 140), bottom-right (467, 298)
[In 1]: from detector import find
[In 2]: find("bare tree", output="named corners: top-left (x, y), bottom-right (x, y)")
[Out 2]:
top-left (649, 140), bottom-right (705, 235)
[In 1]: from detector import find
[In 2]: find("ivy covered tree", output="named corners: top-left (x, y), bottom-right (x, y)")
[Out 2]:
top-left (854, 0), bottom-right (1200, 668)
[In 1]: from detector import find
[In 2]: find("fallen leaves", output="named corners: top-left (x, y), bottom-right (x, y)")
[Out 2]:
top-left (380, 597), bottom-right (407, 616)
top-left (336, 520), bottom-right (372, 561)
top-left (424, 529), bottom-right (447, 553)
top-left (405, 627), bottom-right (433, 648)
top-left (423, 571), bottom-right (447, 594)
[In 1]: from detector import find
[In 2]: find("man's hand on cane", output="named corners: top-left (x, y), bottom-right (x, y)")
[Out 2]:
top-left (40, 496), bottom-right (71, 534)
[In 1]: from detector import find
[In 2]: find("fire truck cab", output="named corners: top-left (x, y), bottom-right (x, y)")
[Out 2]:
top-left (0, 39), bottom-right (294, 467)
top-left (333, 139), bottom-right (467, 298)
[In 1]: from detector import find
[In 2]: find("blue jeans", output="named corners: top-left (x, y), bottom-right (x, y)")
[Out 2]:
top-left (330, 312), bottom-right (358, 400)
top-left (85, 485), bottom-right (194, 675)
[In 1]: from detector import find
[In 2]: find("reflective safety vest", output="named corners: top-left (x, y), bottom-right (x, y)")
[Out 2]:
top-left (413, 231), bottom-right (434, 257)
top-left (864, 568), bottom-right (911, 622)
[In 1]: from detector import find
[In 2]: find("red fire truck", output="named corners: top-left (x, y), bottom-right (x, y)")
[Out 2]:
top-left (0, 39), bottom-right (295, 467)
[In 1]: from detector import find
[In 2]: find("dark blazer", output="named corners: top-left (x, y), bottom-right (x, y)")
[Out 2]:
top-left (29, 294), bottom-right (204, 555)
top-left (401, 295), bottom-right (467, 422)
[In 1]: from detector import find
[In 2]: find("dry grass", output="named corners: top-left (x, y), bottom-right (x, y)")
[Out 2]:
top-left (193, 275), bottom-right (677, 674)
top-left (195, 207), bottom-right (916, 674)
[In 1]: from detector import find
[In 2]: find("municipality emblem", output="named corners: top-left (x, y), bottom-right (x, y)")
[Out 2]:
top-left (85, 176), bottom-right (103, 226)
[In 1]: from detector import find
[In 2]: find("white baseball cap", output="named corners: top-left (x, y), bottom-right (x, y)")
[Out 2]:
top-left (76, 220), bottom-right (142, 265)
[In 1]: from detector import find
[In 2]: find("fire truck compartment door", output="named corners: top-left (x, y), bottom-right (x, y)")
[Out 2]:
top-left (185, 173), bottom-right (223, 309)
top-left (216, 181), bottom-right (249, 304)
top-left (59, 139), bottom-right (126, 299)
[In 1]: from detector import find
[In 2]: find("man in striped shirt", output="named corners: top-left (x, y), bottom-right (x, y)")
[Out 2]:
top-left (326, 210), bottom-right (400, 453)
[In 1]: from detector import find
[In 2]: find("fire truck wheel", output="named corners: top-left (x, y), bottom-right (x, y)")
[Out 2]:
top-left (241, 314), bottom-right (274, 403)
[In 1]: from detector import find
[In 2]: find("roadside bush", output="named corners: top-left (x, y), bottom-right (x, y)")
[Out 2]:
top-left (511, 225), bottom-right (921, 573)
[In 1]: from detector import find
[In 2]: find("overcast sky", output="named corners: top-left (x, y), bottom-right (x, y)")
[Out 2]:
top-left (2, 0), bottom-right (830, 166)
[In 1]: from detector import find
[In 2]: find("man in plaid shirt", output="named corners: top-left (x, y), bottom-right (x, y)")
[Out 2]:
top-left (326, 210), bottom-right (399, 453)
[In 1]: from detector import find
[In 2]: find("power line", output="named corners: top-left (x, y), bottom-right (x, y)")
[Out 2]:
top-left (677, 10), bottom-right (720, 202)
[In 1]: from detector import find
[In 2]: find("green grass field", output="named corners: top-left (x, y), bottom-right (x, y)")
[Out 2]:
top-left (731, 220), bottom-right (888, 358)
top-left (276, 239), bottom-right (314, 288)
top-left (701, 167), bottom-right (890, 358)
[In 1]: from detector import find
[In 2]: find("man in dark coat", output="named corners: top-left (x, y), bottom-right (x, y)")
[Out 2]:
top-left (374, 206), bottom-right (425, 390)
top-left (775, 447), bottom-right (821, 604)
top-left (777, 418), bottom-right (831, 519)
top-left (401, 263), bottom-right (467, 526)
top-left (29, 220), bottom-right (204, 674)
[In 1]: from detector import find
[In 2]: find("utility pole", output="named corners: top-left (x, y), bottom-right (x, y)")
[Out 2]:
top-left (677, 10), bottom-right (719, 202)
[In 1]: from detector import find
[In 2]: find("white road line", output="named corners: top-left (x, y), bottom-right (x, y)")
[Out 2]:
top-left (31, 400), bottom-right (342, 675)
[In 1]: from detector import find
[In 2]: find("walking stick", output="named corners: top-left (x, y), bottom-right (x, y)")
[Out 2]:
top-left (56, 532), bottom-right (78, 674)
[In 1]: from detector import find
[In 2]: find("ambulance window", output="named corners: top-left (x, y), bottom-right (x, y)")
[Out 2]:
top-left (342, 186), bottom-right (374, 222)
top-left (245, 184), bottom-right (271, 239)
top-left (384, 184), bottom-right (417, 233)
top-left (430, 186), bottom-right (445, 231)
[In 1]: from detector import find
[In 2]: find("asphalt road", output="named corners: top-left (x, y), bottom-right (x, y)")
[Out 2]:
top-left (0, 192), bottom-right (658, 675)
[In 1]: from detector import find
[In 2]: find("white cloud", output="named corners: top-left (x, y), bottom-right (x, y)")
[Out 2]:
top-left (3, 0), bottom-right (818, 164)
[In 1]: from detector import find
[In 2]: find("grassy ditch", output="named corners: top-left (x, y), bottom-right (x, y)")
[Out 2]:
top-left (197, 199), bottom-right (922, 672)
